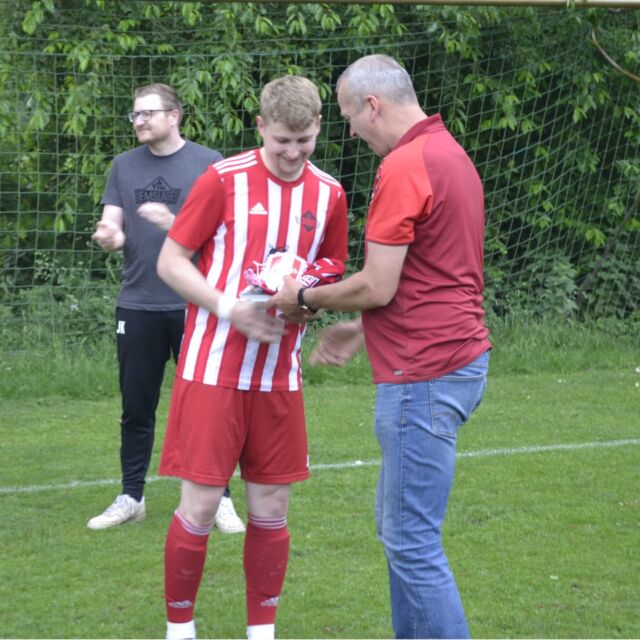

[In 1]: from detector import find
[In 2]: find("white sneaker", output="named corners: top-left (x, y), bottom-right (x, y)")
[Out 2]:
top-left (215, 496), bottom-right (245, 534)
top-left (87, 494), bottom-right (146, 530)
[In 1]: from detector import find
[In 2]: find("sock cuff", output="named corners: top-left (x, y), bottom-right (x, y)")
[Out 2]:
top-left (175, 510), bottom-right (214, 536)
top-left (247, 623), bottom-right (275, 640)
top-left (167, 620), bottom-right (196, 640)
top-left (247, 514), bottom-right (287, 530)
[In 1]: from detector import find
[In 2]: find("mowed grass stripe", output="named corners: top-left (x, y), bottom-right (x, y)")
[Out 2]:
top-left (3, 437), bottom-right (639, 495)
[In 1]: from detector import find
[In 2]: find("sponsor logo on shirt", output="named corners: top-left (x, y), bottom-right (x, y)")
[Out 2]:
top-left (135, 177), bottom-right (180, 205)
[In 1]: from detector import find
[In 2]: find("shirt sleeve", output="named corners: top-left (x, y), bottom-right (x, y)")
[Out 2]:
top-left (168, 165), bottom-right (226, 251)
top-left (365, 150), bottom-right (432, 246)
top-left (100, 158), bottom-right (122, 207)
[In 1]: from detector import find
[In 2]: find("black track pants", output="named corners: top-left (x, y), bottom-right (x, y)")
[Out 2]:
top-left (115, 307), bottom-right (184, 501)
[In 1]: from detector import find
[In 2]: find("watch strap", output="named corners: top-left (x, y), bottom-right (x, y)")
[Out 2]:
top-left (297, 287), bottom-right (318, 313)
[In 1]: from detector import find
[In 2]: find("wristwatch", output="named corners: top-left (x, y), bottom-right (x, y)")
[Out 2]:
top-left (297, 287), bottom-right (318, 314)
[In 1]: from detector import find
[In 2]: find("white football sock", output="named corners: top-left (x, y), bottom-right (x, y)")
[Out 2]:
top-left (166, 619), bottom-right (196, 640)
top-left (247, 623), bottom-right (275, 640)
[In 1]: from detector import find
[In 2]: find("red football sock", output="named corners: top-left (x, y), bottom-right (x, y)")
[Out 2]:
top-left (164, 510), bottom-right (212, 623)
top-left (244, 515), bottom-right (291, 626)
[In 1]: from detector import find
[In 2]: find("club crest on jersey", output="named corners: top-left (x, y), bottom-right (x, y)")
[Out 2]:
top-left (296, 210), bottom-right (317, 232)
top-left (135, 177), bottom-right (180, 205)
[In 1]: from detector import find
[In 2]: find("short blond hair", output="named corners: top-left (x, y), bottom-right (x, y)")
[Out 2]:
top-left (260, 75), bottom-right (322, 131)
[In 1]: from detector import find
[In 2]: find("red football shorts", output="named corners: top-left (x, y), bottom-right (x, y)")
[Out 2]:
top-left (159, 377), bottom-right (309, 486)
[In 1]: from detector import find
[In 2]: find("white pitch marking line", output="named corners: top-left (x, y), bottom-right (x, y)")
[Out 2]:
top-left (1, 438), bottom-right (639, 496)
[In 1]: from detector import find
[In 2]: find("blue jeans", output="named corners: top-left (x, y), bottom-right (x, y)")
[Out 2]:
top-left (374, 351), bottom-right (489, 639)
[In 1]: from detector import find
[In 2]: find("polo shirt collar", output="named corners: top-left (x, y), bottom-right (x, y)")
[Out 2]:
top-left (391, 114), bottom-right (444, 152)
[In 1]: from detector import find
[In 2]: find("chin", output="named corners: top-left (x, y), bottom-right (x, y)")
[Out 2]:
top-left (281, 161), bottom-right (304, 175)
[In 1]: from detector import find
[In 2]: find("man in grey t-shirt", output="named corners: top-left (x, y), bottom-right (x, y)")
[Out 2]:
top-left (88, 83), bottom-right (244, 533)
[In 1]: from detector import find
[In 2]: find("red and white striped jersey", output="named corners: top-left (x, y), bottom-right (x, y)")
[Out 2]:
top-left (168, 148), bottom-right (349, 392)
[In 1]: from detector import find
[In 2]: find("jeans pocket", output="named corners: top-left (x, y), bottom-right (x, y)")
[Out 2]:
top-left (429, 353), bottom-right (489, 438)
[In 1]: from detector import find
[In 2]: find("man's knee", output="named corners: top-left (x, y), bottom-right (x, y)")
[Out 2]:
top-left (178, 482), bottom-right (226, 527)
top-left (245, 483), bottom-right (290, 518)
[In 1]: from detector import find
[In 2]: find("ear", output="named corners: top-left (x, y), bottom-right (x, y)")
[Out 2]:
top-left (256, 115), bottom-right (265, 137)
top-left (365, 95), bottom-right (380, 119)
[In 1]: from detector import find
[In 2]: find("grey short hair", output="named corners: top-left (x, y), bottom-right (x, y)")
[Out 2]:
top-left (337, 54), bottom-right (418, 112)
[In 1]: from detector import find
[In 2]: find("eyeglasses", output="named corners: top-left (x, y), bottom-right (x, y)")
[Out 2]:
top-left (127, 109), bottom-right (172, 123)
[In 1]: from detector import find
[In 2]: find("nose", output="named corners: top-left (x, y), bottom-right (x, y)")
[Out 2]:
top-left (284, 145), bottom-right (301, 160)
top-left (350, 124), bottom-right (358, 139)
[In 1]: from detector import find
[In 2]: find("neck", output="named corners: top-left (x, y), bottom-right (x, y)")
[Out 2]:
top-left (147, 134), bottom-right (186, 157)
top-left (389, 106), bottom-right (429, 148)
top-left (259, 148), bottom-right (304, 182)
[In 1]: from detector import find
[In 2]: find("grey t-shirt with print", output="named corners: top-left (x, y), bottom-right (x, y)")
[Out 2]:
top-left (101, 140), bottom-right (222, 310)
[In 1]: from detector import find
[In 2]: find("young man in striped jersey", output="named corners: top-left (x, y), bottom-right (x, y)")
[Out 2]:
top-left (156, 75), bottom-right (349, 640)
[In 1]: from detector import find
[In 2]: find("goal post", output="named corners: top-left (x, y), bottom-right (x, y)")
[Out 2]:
top-left (175, 0), bottom-right (640, 7)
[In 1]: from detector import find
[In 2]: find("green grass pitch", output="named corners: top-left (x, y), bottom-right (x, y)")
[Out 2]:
top-left (1, 333), bottom-right (639, 638)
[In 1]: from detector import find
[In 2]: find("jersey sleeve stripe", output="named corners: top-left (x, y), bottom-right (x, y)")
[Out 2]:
top-left (307, 162), bottom-right (342, 187)
top-left (217, 158), bottom-right (258, 175)
top-left (215, 150), bottom-right (255, 170)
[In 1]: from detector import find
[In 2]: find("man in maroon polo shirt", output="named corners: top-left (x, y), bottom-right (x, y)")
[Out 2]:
top-left (270, 54), bottom-right (491, 639)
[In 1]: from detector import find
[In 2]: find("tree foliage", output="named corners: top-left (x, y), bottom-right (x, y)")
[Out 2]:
top-left (1, 1), bottom-right (639, 346)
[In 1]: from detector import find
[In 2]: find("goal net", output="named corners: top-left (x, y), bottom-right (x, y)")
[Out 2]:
top-left (1, 2), bottom-right (638, 346)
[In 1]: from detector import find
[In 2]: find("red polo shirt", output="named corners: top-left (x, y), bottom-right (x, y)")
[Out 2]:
top-left (362, 114), bottom-right (491, 383)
